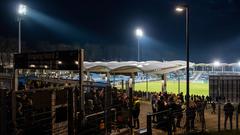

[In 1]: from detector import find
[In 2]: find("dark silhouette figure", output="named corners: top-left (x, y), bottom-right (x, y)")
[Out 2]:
top-left (211, 102), bottom-right (216, 114)
top-left (224, 100), bottom-right (234, 130)
top-left (132, 97), bottom-right (140, 129)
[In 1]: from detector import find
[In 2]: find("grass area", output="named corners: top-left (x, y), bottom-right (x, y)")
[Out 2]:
top-left (132, 80), bottom-right (209, 96)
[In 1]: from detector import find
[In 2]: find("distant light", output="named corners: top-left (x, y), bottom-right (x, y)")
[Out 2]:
top-left (213, 61), bottom-right (220, 67)
top-left (175, 7), bottom-right (184, 12)
top-left (18, 4), bottom-right (27, 15)
top-left (238, 61), bottom-right (240, 66)
top-left (57, 61), bottom-right (62, 64)
top-left (75, 61), bottom-right (79, 65)
top-left (44, 65), bottom-right (48, 68)
top-left (29, 64), bottom-right (35, 68)
top-left (135, 28), bottom-right (143, 37)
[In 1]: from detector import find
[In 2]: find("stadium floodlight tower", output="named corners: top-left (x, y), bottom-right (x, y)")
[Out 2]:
top-left (175, 4), bottom-right (190, 131)
top-left (17, 3), bottom-right (27, 53)
top-left (135, 28), bottom-right (143, 62)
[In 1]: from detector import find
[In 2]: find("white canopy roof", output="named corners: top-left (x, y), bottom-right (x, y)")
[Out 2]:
top-left (84, 60), bottom-right (194, 74)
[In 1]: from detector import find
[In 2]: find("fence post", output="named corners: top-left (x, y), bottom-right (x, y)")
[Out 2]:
top-left (51, 90), bottom-right (56, 134)
top-left (0, 88), bottom-right (7, 135)
top-left (129, 87), bottom-right (133, 134)
top-left (147, 112), bottom-right (152, 135)
top-left (168, 109), bottom-right (172, 135)
top-left (67, 88), bottom-right (74, 135)
top-left (236, 109), bottom-right (239, 130)
top-left (218, 101), bottom-right (221, 132)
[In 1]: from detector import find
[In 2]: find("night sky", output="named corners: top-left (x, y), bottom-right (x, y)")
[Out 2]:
top-left (0, 0), bottom-right (240, 63)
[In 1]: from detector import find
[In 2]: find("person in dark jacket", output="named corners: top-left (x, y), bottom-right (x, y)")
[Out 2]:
top-left (157, 96), bottom-right (165, 123)
top-left (186, 100), bottom-right (196, 131)
top-left (223, 100), bottom-right (234, 130)
top-left (132, 97), bottom-right (140, 129)
top-left (211, 102), bottom-right (216, 114)
top-left (168, 96), bottom-right (178, 132)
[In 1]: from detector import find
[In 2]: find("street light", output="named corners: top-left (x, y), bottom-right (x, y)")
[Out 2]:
top-left (17, 4), bottom-right (27, 53)
top-left (175, 5), bottom-right (190, 131)
top-left (175, 7), bottom-right (184, 12)
top-left (135, 28), bottom-right (143, 62)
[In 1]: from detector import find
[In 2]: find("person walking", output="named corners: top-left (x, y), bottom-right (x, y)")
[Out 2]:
top-left (223, 100), bottom-right (234, 130)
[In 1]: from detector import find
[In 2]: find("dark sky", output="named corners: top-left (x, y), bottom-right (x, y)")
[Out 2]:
top-left (1, 0), bottom-right (240, 63)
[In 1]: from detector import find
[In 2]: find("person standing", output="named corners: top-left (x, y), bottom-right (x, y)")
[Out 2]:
top-left (132, 97), bottom-right (140, 129)
top-left (223, 100), bottom-right (234, 130)
top-left (176, 98), bottom-right (183, 128)
top-left (211, 101), bottom-right (216, 114)
top-left (186, 100), bottom-right (196, 131)
top-left (151, 94), bottom-right (157, 122)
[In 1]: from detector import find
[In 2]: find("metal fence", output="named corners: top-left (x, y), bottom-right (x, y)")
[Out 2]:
top-left (1, 81), bottom-right (132, 135)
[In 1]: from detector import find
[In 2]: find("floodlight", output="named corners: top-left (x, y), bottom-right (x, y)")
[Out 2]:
top-left (135, 28), bottom-right (143, 37)
top-left (213, 61), bottom-right (220, 67)
top-left (18, 4), bottom-right (27, 15)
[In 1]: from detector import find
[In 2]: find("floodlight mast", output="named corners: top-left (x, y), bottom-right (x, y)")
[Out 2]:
top-left (17, 4), bottom-right (27, 53)
top-left (135, 28), bottom-right (143, 62)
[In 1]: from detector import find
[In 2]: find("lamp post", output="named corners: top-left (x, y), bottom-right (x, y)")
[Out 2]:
top-left (135, 28), bottom-right (143, 62)
top-left (176, 5), bottom-right (190, 131)
top-left (17, 4), bottom-right (27, 53)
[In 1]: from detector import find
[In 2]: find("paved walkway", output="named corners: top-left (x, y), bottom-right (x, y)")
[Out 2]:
top-left (136, 101), bottom-right (240, 135)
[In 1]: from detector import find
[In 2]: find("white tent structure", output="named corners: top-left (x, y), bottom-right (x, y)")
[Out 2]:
top-left (83, 60), bottom-right (194, 92)
top-left (84, 60), bottom-right (194, 74)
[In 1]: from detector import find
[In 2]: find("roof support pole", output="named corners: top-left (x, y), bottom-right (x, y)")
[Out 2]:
top-left (161, 74), bottom-right (167, 92)
top-left (146, 73), bottom-right (149, 99)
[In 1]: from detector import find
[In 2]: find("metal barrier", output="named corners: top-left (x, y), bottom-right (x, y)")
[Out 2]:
top-left (146, 109), bottom-right (174, 135)
top-left (81, 108), bottom-right (117, 135)
top-left (1, 82), bottom-right (132, 135)
top-left (14, 88), bottom-right (69, 135)
top-left (217, 103), bottom-right (240, 132)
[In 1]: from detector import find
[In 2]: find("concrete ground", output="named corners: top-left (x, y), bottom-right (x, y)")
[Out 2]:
top-left (135, 101), bottom-right (240, 135)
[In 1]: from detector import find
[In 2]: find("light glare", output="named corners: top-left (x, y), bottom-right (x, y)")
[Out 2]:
top-left (29, 64), bottom-right (35, 68)
top-left (18, 4), bottom-right (27, 15)
top-left (75, 61), bottom-right (79, 65)
top-left (213, 61), bottom-right (220, 67)
top-left (135, 28), bottom-right (143, 37)
top-left (176, 7), bottom-right (184, 12)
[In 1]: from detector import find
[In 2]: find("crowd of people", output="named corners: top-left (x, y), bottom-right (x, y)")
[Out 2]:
top-left (7, 78), bottom-right (240, 134)
top-left (150, 92), bottom-right (208, 132)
